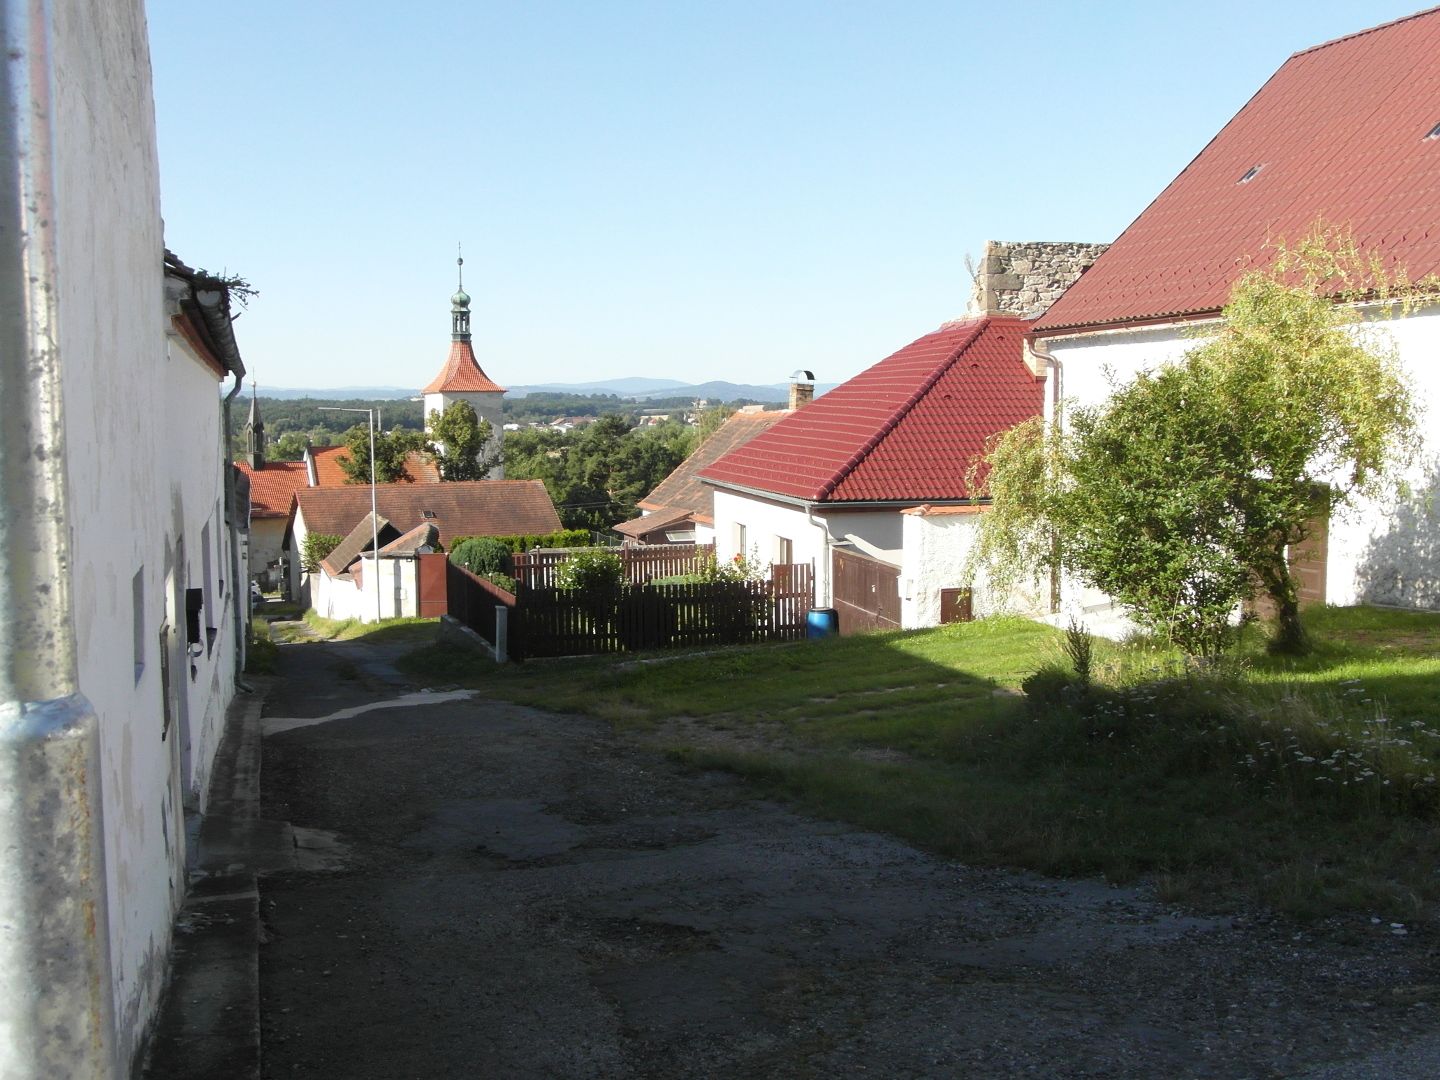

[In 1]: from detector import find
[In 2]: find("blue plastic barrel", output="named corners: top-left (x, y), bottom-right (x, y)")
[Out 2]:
top-left (807, 608), bottom-right (839, 639)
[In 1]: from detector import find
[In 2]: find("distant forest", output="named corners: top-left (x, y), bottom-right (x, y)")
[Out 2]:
top-left (225, 390), bottom-right (782, 451)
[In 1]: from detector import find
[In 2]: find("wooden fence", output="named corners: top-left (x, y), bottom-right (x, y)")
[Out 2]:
top-left (448, 552), bottom-right (814, 660)
top-left (511, 543), bottom-right (715, 588)
top-left (446, 560), bottom-right (517, 645)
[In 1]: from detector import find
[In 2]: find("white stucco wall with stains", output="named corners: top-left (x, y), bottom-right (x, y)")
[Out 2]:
top-left (52, 0), bottom-right (241, 1065)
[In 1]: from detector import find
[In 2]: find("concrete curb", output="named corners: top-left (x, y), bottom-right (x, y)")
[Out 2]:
top-left (143, 679), bottom-right (272, 1080)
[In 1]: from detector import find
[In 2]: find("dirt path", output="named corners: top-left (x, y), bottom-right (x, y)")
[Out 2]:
top-left (256, 637), bottom-right (1440, 1079)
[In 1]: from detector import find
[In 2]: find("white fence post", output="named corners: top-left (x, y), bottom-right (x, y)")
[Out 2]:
top-left (494, 606), bottom-right (508, 663)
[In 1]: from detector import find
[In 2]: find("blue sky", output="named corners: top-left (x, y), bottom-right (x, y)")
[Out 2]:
top-left (149, 1), bottom-right (1421, 391)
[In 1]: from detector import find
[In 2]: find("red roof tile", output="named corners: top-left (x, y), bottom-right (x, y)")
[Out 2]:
top-left (697, 316), bottom-right (1040, 503)
top-left (421, 339), bottom-right (505, 394)
top-left (1036, 6), bottom-right (1440, 332)
top-left (294, 481), bottom-right (560, 546)
top-left (237, 461), bottom-right (308, 518)
top-left (309, 445), bottom-right (439, 486)
top-left (637, 410), bottom-right (788, 523)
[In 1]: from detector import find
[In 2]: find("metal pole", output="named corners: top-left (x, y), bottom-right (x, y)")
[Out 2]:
top-left (0, 0), bottom-right (117, 1073)
top-left (370, 408), bottom-right (379, 623)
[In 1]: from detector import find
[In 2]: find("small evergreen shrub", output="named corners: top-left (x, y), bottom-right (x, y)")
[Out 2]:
top-left (450, 536), bottom-right (514, 578)
top-left (555, 548), bottom-right (623, 590)
top-left (446, 529), bottom-right (592, 554)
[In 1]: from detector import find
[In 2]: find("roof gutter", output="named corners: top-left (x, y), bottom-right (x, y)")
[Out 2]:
top-left (700, 477), bottom-right (985, 511)
top-left (0, 2), bottom-right (118, 1073)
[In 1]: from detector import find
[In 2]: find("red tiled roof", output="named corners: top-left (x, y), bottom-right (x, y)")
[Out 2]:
top-left (1035, 6), bottom-right (1440, 333)
top-left (421, 339), bottom-right (505, 394)
top-left (310, 445), bottom-right (440, 486)
top-left (697, 316), bottom-right (1040, 503)
top-left (294, 481), bottom-right (560, 546)
top-left (237, 461), bottom-right (308, 518)
top-left (637, 410), bottom-right (787, 523)
top-left (614, 506), bottom-right (695, 538)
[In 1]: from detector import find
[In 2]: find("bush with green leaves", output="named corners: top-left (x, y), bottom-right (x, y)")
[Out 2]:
top-left (555, 548), bottom-right (623, 590)
top-left (970, 226), bottom-right (1419, 657)
top-left (446, 530), bottom-right (591, 554)
top-left (449, 536), bottom-right (514, 578)
top-left (301, 533), bottom-right (344, 573)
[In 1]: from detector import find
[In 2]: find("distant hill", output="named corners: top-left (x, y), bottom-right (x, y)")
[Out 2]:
top-left (261, 378), bottom-right (836, 404)
top-left (258, 386), bottom-right (419, 400)
top-left (507, 379), bottom-right (835, 402)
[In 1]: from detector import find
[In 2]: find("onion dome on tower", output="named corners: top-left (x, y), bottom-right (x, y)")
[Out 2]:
top-left (422, 255), bottom-right (505, 395)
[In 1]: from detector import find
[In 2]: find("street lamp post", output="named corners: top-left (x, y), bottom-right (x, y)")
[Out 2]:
top-left (319, 407), bottom-right (381, 624)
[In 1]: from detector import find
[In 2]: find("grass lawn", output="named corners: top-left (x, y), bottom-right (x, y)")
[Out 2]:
top-left (398, 606), bottom-right (1440, 919)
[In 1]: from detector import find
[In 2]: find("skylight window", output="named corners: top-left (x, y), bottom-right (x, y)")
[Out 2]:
top-left (1425, 122), bottom-right (1440, 141)
top-left (1237, 164), bottom-right (1265, 184)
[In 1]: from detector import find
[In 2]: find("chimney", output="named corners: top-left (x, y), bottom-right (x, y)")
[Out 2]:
top-left (788, 369), bottom-right (815, 411)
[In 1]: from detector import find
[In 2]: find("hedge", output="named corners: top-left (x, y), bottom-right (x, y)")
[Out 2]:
top-left (446, 529), bottom-right (592, 554)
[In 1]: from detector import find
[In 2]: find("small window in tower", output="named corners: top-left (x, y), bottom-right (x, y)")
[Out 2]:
top-left (1426, 122), bottom-right (1440, 141)
top-left (1237, 164), bottom-right (1265, 184)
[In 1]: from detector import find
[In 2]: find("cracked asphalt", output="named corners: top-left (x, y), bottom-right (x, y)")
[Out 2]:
top-left (256, 634), bottom-right (1440, 1079)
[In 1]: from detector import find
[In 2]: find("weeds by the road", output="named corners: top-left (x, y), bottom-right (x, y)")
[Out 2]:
top-left (245, 621), bottom-right (279, 675)
top-left (399, 605), bottom-right (1440, 919)
top-left (300, 612), bottom-right (439, 644)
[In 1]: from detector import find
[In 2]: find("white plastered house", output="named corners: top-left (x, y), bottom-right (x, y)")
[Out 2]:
top-left (697, 315), bottom-right (1051, 632)
top-left (1029, 7), bottom-right (1440, 629)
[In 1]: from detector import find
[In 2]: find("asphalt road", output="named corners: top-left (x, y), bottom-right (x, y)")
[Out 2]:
top-left (255, 634), bottom-right (1440, 1079)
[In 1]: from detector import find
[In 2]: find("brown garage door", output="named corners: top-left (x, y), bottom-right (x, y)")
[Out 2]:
top-left (832, 548), bottom-right (901, 634)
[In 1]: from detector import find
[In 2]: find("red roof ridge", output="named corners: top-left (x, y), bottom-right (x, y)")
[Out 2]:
top-left (817, 316), bottom-right (991, 500)
top-left (422, 339), bottom-right (506, 395)
top-left (1291, 4), bottom-right (1440, 57)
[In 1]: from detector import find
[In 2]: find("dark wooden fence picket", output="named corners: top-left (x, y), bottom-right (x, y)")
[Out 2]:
top-left (446, 560), bottom-right (516, 644)
top-left (451, 552), bottom-right (814, 660)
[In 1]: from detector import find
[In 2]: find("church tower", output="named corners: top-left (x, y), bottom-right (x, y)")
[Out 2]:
top-left (246, 384), bottom-right (266, 469)
top-left (421, 254), bottom-right (505, 478)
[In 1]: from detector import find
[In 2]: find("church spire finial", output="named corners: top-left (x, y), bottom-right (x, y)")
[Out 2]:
top-left (450, 243), bottom-right (471, 342)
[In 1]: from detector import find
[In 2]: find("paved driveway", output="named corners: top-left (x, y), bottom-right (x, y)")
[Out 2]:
top-left (256, 636), bottom-right (1440, 1079)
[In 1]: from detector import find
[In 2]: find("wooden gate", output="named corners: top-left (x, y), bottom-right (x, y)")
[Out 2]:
top-left (831, 548), bottom-right (901, 635)
top-left (418, 553), bottom-right (449, 618)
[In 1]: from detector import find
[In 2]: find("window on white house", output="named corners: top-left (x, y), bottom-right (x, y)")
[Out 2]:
top-left (773, 536), bottom-right (792, 565)
top-left (132, 567), bottom-right (145, 684)
top-left (732, 522), bottom-right (746, 559)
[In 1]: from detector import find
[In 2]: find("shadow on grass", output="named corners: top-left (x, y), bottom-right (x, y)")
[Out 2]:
top-left (397, 608), bottom-right (1440, 919)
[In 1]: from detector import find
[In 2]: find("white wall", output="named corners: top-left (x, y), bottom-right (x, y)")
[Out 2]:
top-left (898, 513), bottom-right (1049, 628)
top-left (1046, 305), bottom-right (1440, 613)
top-left (52, 0), bottom-right (239, 1063)
top-left (249, 517), bottom-right (287, 591)
top-left (713, 490), bottom-right (828, 595)
top-left (315, 556), bottom-right (420, 623)
top-left (712, 489), bottom-right (909, 609)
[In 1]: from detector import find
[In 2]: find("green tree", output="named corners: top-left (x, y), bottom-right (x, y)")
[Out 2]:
top-left (301, 533), bottom-right (344, 573)
top-left (427, 400), bottom-right (498, 481)
top-left (336, 424), bottom-right (425, 484)
top-left (503, 417), bottom-right (693, 530)
top-left (266, 432), bottom-right (310, 462)
top-left (693, 406), bottom-right (735, 446)
top-left (971, 227), bottom-right (1419, 656)
top-left (449, 537), bottom-right (513, 578)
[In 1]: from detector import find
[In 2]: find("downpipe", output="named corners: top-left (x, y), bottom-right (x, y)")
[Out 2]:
top-left (805, 504), bottom-right (831, 608)
top-left (0, 0), bottom-right (118, 1075)
top-left (221, 373), bottom-right (249, 689)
